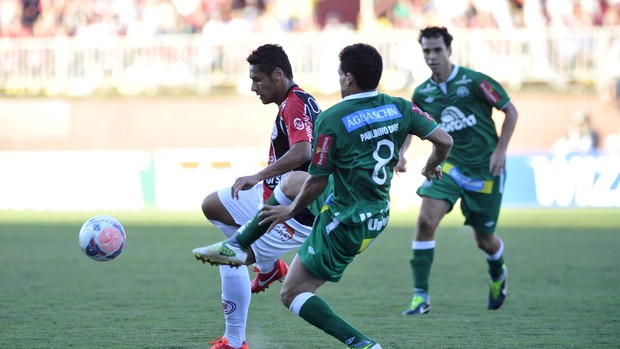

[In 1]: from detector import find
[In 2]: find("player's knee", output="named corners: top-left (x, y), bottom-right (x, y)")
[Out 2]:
top-left (280, 288), bottom-right (294, 309)
top-left (416, 212), bottom-right (439, 237)
top-left (201, 192), bottom-right (231, 224)
top-left (201, 193), bottom-right (216, 219)
top-left (475, 233), bottom-right (496, 253)
top-left (280, 171), bottom-right (308, 199)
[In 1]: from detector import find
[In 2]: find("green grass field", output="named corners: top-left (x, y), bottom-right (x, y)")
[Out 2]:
top-left (1, 208), bottom-right (619, 349)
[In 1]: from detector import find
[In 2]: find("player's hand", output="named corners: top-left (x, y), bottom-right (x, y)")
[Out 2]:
top-left (231, 175), bottom-right (260, 199)
top-left (395, 156), bottom-right (408, 174)
top-left (421, 165), bottom-right (442, 181)
top-left (489, 148), bottom-right (507, 176)
top-left (258, 204), bottom-right (293, 233)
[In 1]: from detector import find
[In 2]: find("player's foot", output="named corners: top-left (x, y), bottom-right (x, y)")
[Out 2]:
top-left (251, 258), bottom-right (289, 294)
top-left (347, 339), bottom-right (381, 348)
top-left (208, 336), bottom-right (249, 349)
top-left (488, 265), bottom-right (507, 310)
top-left (402, 295), bottom-right (430, 315)
top-left (192, 240), bottom-right (248, 267)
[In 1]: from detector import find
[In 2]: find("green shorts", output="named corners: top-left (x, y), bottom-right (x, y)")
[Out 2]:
top-left (298, 196), bottom-right (388, 282)
top-left (416, 162), bottom-right (505, 234)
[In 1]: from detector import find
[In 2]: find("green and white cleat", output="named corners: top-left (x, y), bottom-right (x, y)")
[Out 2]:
top-left (192, 240), bottom-right (248, 267)
top-left (402, 295), bottom-right (430, 315)
top-left (488, 266), bottom-right (507, 310)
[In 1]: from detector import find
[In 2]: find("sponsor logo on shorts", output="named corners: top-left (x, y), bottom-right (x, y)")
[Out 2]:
top-left (367, 215), bottom-right (389, 231)
top-left (273, 223), bottom-right (294, 242)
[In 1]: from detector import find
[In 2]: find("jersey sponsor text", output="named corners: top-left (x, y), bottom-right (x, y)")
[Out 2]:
top-left (440, 106), bottom-right (477, 132)
top-left (312, 134), bottom-right (332, 167)
top-left (480, 80), bottom-right (501, 104)
top-left (341, 104), bottom-right (402, 132)
top-left (359, 123), bottom-right (399, 142)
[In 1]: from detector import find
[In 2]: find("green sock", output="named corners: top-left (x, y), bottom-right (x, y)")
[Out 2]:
top-left (411, 248), bottom-right (434, 292)
top-left (299, 295), bottom-right (370, 346)
top-left (487, 256), bottom-right (505, 280)
top-left (235, 195), bottom-right (280, 250)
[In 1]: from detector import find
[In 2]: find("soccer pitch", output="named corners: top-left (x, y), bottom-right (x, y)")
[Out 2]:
top-left (1, 208), bottom-right (619, 349)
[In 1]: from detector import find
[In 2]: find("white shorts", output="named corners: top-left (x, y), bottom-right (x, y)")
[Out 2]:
top-left (217, 183), bottom-right (311, 264)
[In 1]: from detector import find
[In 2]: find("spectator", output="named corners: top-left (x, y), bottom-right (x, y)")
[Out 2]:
top-left (552, 110), bottom-right (600, 155)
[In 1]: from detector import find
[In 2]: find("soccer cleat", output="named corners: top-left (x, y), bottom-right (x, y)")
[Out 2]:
top-left (251, 259), bottom-right (289, 294)
top-left (192, 240), bottom-right (248, 267)
top-left (402, 295), bottom-right (430, 315)
top-left (347, 339), bottom-right (381, 348)
top-left (488, 266), bottom-right (507, 310)
top-left (208, 336), bottom-right (249, 349)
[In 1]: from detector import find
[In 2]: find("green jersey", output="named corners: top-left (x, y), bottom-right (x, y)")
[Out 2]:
top-left (413, 65), bottom-right (511, 168)
top-left (309, 91), bottom-right (438, 225)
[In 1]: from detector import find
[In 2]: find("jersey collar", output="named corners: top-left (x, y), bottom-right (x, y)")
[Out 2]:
top-left (430, 64), bottom-right (460, 85)
top-left (343, 90), bottom-right (379, 101)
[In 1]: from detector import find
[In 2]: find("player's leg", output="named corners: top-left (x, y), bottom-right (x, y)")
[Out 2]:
top-left (202, 191), bottom-right (238, 234)
top-left (403, 177), bottom-right (458, 315)
top-left (462, 173), bottom-right (507, 310)
top-left (283, 208), bottom-right (384, 348)
top-left (193, 171), bottom-right (310, 266)
top-left (235, 171), bottom-right (309, 248)
top-left (245, 171), bottom-right (317, 293)
top-left (402, 196), bottom-right (448, 315)
top-left (473, 231), bottom-right (507, 310)
top-left (197, 185), bottom-right (263, 348)
top-left (249, 217), bottom-right (311, 293)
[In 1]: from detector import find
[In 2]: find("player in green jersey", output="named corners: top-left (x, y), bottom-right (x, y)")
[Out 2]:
top-left (258, 44), bottom-right (452, 348)
top-left (399, 26), bottom-right (519, 315)
top-left (195, 43), bottom-right (453, 348)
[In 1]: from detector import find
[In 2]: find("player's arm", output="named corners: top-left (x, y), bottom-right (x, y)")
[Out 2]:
top-left (258, 174), bottom-right (328, 232)
top-left (231, 140), bottom-right (312, 198)
top-left (420, 128), bottom-right (452, 181)
top-left (255, 140), bottom-right (312, 182)
top-left (395, 135), bottom-right (413, 173)
top-left (490, 102), bottom-right (518, 176)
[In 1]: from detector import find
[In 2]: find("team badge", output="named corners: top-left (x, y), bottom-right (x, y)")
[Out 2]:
top-left (457, 86), bottom-right (469, 98)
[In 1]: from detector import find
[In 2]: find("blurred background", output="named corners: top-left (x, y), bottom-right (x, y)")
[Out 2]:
top-left (1, 0), bottom-right (619, 212)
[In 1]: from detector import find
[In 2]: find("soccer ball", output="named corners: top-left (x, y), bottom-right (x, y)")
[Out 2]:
top-left (79, 215), bottom-right (126, 262)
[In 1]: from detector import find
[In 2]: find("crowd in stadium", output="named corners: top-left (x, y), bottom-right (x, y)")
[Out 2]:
top-left (0, 0), bottom-right (619, 38)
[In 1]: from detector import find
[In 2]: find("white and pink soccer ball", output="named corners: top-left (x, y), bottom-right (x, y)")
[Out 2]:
top-left (79, 215), bottom-right (126, 262)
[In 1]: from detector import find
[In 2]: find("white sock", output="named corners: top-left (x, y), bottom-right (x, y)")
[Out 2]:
top-left (289, 292), bottom-right (314, 315)
top-left (209, 219), bottom-right (238, 238)
top-left (220, 265), bottom-right (251, 347)
top-left (273, 185), bottom-right (292, 205)
top-left (486, 237), bottom-right (504, 261)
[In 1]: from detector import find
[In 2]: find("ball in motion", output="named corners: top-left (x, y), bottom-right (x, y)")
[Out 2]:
top-left (79, 215), bottom-right (126, 262)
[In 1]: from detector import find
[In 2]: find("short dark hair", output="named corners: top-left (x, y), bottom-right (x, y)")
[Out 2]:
top-left (418, 26), bottom-right (453, 48)
top-left (339, 43), bottom-right (382, 91)
top-left (246, 44), bottom-right (293, 79)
